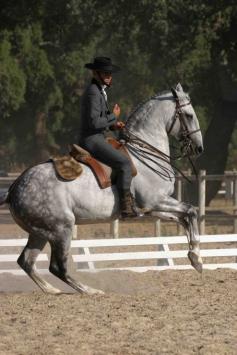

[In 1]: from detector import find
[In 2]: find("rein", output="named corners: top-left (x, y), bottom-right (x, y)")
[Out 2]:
top-left (123, 98), bottom-right (200, 182)
top-left (122, 128), bottom-right (192, 182)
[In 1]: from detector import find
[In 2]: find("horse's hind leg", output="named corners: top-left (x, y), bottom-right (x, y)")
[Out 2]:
top-left (49, 229), bottom-right (104, 295)
top-left (17, 234), bottom-right (61, 294)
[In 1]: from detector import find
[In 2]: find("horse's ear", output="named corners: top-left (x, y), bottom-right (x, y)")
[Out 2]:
top-left (176, 83), bottom-right (183, 92)
top-left (171, 87), bottom-right (178, 99)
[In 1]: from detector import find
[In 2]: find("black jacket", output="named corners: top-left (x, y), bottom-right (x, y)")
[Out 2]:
top-left (79, 79), bottom-right (116, 139)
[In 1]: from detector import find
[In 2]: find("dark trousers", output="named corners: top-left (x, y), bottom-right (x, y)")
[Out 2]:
top-left (81, 134), bottom-right (132, 191)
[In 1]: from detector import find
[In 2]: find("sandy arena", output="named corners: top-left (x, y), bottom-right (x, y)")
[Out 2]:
top-left (0, 215), bottom-right (237, 354)
top-left (0, 270), bottom-right (237, 355)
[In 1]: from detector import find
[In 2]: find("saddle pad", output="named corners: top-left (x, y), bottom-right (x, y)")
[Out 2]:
top-left (52, 156), bottom-right (83, 180)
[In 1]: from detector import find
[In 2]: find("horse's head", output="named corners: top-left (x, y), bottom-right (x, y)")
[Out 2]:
top-left (168, 83), bottom-right (204, 157)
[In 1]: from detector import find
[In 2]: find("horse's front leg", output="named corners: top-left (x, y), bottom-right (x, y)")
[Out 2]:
top-left (179, 205), bottom-right (203, 273)
top-left (152, 196), bottom-right (202, 273)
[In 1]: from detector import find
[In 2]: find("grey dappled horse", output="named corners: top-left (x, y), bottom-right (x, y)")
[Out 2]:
top-left (0, 83), bottom-right (203, 294)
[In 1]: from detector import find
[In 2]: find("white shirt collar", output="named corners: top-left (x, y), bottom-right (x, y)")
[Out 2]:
top-left (101, 85), bottom-right (107, 101)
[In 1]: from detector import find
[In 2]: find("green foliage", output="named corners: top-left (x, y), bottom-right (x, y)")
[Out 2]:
top-left (0, 32), bottom-right (25, 117)
top-left (0, 0), bottom-right (237, 169)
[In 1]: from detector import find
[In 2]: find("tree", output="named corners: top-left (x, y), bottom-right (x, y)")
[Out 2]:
top-left (0, 0), bottom-right (237, 187)
top-left (0, 31), bottom-right (25, 117)
top-left (0, 0), bottom-right (102, 164)
top-left (174, 1), bottom-right (237, 204)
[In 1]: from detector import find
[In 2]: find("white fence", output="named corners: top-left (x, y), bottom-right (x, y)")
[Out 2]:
top-left (179, 170), bottom-right (237, 235)
top-left (1, 234), bottom-right (237, 275)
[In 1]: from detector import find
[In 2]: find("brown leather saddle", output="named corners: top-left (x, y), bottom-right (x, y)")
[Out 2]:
top-left (52, 138), bottom-right (137, 189)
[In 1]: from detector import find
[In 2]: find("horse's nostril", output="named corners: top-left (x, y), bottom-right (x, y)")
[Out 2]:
top-left (197, 146), bottom-right (204, 154)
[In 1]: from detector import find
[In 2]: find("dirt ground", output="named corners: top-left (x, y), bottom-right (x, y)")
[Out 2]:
top-left (0, 270), bottom-right (237, 355)
top-left (0, 213), bottom-right (237, 354)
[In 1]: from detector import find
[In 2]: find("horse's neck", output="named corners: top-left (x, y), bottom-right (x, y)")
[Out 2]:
top-left (128, 109), bottom-right (171, 156)
top-left (126, 97), bottom-right (176, 197)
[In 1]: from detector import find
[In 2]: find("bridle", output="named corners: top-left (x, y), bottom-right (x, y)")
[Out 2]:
top-left (167, 98), bottom-right (201, 162)
top-left (122, 96), bottom-right (201, 182)
top-left (168, 99), bottom-right (201, 146)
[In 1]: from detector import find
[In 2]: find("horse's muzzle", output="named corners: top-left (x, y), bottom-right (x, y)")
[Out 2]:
top-left (195, 146), bottom-right (204, 155)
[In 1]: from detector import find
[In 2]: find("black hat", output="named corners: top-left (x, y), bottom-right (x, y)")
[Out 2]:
top-left (85, 57), bottom-right (120, 73)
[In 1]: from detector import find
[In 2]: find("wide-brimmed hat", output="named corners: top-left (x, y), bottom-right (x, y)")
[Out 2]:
top-left (85, 57), bottom-right (120, 73)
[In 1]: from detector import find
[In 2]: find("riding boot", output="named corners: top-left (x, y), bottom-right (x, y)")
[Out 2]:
top-left (119, 190), bottom-right (143, 218)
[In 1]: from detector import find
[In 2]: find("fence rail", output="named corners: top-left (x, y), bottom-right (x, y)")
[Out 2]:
top-left (1, 234), bottom-right (237, 275)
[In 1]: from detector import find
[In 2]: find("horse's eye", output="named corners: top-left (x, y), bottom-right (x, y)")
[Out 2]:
top-left (186, 113), bottom-right (193, 120)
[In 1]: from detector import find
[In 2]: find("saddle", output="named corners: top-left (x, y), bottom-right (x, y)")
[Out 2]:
top-left (52, 138), bottom-right (137, 189)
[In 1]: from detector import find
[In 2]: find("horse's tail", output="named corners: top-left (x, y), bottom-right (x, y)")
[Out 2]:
top-left (0, 172), bottom-right (24, 206)
top-left (0, 190), bottom-right (9, 205)
top-left (0, 163), bottom-right (47, 207)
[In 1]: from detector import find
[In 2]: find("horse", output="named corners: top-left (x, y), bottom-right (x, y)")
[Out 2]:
top-left (0, 83), bottom-right (203, 295)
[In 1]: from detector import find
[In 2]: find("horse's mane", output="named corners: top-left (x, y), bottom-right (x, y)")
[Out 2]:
top-left (126, 90), bottom-right (173, 129)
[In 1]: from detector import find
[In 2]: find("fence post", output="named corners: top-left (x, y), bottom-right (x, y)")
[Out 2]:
top-left (198, 170), bottom-right (206, 235)
top-left (155, 219), bottom-right (172, 266)
top-left (225, 172), bottom-right (233, 200)
top-left (176, 174), bottom-right (182, 235)
top-left (72, 225), bottom-right (77, 240)
top-left (155, 219), bottom-right (161, 237)
top-left (110, 219), bottom-right (119, 238)
top-left (233, 172), bottom-right (237, 234)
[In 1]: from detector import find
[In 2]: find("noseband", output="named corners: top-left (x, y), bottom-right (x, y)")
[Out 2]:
top-left (167, 99), bottom-right (201, 140)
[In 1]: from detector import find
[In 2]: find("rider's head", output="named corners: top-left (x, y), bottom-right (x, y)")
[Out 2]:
top-left (93, 70), bottom-right (113, 87)
top-left (85, 57), bottom-right (120, 87)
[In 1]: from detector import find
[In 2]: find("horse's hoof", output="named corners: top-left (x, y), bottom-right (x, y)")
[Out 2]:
top-left (82, 285), bottom-right (105, 295)
top-left (87, 288), bottom-right (105, 295)
top-left (188, 251), bottom-right (203, 273)
top-left (44, 287), bottom-right (62, 295)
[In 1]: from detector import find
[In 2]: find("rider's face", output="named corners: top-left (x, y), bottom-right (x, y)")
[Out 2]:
top-left (98, 71), bottom-right (113, 86)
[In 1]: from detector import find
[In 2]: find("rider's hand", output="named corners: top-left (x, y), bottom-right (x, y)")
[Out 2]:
top-left (110, 121), bottom-right (125, 131)
top-left (116, 121), bottom-right (125, 129)
top-left (113, 104), bottom-right (121, 118)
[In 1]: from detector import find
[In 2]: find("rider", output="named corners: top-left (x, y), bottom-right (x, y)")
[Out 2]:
top-left (79, 56), bottom-right (140, 218)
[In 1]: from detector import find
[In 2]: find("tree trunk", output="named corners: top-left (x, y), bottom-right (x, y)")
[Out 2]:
top-left (35, 112), bottom-right (50, 162)
top-left (186, 100), bottom-right (237, 205)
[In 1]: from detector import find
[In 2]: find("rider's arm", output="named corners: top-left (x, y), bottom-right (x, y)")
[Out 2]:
top-left (87, 92), bottom-right (116, 130)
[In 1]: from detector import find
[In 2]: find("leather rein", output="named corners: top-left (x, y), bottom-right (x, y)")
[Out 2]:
top-left (123, 98), bottom-right (200, 182)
